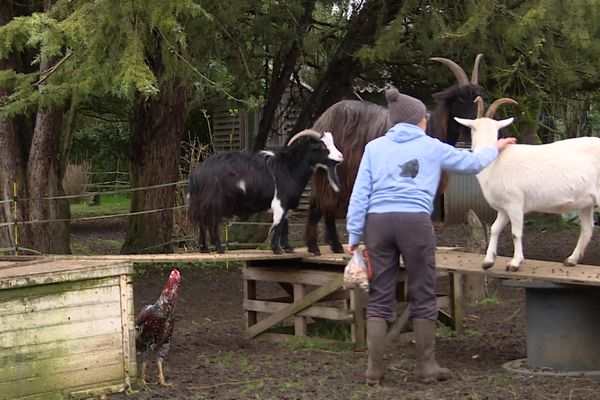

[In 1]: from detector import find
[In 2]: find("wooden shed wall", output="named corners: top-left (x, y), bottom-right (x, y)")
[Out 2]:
top-left (0, 270), bottom-right (135, 399)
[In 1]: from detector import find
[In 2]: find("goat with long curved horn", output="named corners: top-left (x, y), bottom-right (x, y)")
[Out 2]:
top-left (430, 57), bottom-right (470, 86)
top-left (474, 96), bottom-right (485, 119)
top-left (485, 98), bottom-right (519, 119)
top-left (470, 53), bottom-right (483, 84)
top-left (287, 129), bottom-right (323, 145)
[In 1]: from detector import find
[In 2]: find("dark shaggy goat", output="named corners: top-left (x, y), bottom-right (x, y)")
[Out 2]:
top-left (306, 54), bottom-right (486, 255)
top-left (187, 129), bottom-right (343, 254)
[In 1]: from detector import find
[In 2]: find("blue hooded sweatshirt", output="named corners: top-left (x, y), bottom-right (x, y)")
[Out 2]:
top-left (346, 122), bottom-right (499, 245)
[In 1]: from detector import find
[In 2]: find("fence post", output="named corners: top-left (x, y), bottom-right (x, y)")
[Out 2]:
top-left (12, 181), bottom-right (19, 255)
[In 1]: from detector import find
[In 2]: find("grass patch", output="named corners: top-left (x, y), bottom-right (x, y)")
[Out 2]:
top-left (476, 294), bottom-right (501, 306)
top-left (70, 194), bottom-right (131, 217)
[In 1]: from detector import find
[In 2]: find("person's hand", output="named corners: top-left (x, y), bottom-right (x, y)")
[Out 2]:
top-left (346, 243), bottom-right (358, 255)
top-left (496, 137), bottom-right (516, 152)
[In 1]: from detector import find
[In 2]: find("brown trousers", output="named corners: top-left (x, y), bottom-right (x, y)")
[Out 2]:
top-left (364, 212), bottom-right (438, 322)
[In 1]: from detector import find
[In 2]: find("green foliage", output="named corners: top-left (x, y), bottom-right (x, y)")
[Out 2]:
top-left (0, 0), bottom-right (209, 117)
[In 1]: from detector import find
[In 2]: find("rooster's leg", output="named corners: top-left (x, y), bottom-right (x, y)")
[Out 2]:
top-left (140, 360), bottom-right (154, 385)
top-left (157, 360), bottom-right (173, 387)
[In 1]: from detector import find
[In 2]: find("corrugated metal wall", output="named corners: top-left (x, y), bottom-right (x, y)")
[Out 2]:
top-left (444, 172), bottom-right (496, 225)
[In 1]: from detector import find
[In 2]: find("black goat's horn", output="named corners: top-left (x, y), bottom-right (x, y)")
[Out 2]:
top-left (485, 98), bottom-right (518, 118)
top-left (474, 96), bottom-right (484, 118)
top-left (287, 129), bottom-right (323, 146)
top-left (471, 53), bottom-right (483, 84)
top-left (430, 57), bottom-right (469, 87)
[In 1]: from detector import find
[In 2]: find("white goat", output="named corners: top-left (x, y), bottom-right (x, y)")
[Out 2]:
top-left (455, 98), bottom-right (600, 271)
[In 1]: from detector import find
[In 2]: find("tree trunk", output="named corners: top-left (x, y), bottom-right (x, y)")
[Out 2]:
top-left (121, 60), bottom-right (187, 254)
top-left (290, 0), bottom-right (403, 135)
top-left (0, 1), bottom-right (20, 250)
top-left (1, 0), bottom-right (69, 254)
top-left (25, 68), bottom-right (70, 254)
top-left (18, 0), bottom-right (70, 254)
top-left (253, 0), bottom-right (316, 151)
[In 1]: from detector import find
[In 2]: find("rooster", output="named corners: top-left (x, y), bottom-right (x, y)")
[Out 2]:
top-left (135, 268), bottom-right (181, 386)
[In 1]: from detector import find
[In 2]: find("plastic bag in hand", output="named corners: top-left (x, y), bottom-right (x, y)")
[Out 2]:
top-left (343, 249), bottom-right (369, 291)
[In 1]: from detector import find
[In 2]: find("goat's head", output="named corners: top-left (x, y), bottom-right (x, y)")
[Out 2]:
top-left (429, 54), bottom-right (486, 145)
top-left (288, 129), bottom-right (344, 192)
top-left (454, 97), bottom-right (517, 151)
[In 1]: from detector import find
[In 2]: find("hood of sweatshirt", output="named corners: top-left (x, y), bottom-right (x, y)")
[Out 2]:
top-left (385, 123), bottom-right (426, 143)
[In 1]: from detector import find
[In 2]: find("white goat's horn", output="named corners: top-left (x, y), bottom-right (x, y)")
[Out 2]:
top-left (470, 53), bottom-right (483, 84)
top-left (430, 57), bottom-right (469, 87)
top-left (485, 98), bottom-right (518, 119)
top-left (474, 96), bottom-right (484, 119)
top-left (287, 129), bottom-right (323, 146)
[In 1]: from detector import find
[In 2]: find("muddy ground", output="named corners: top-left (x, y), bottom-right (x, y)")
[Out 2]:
top-left (71, 214), bottom-right (600, 400)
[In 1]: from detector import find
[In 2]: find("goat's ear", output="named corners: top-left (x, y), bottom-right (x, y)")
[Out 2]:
top-left (496, 117), bottom-right (514, 129)
top-left (454, 117), bottom-right (474, 128)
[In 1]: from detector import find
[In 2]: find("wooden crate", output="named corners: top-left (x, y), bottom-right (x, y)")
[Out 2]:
top-left (0, 258), bottom-right (135, 400)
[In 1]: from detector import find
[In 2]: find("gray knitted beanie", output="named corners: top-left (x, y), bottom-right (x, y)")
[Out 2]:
top-left (385, 88), bottom-right (427, 126)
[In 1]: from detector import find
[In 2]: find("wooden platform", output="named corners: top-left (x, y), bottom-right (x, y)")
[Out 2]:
top-left (3, 247), bottom-right (599, 348)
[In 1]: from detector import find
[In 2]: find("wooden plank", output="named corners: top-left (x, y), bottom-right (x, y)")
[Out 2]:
top-left (0, 333), bottom-right (122, 366)
top-left (293, 284), bottom-right (307, 336)
top-left (349, 288), bottom-right (366, 348)
top-left (1, 300), bottom-right (120, 332)
top-left (69, 383), bottom-right (127, 400)
top-left (244, 279), bottom-right (258, 329)
top-left (0, 316), bottom-right (122, 349)
top-left (243, 267), bottom-right (342, 286)
top-left (0, 363), bottom-right (123, 399)
top-left (0, 279), bottom-right (120, 313)
top-left (245, 275), bottom-right (344, 338)
top-left (0, 250), bottom-right (304, 267)
top-left (243, 299), bottom-right (351, 321)
top-left (0, 261), bottom-right (132, 290)
top-left (449, 272), bottom-right (463, 332)
top-left (0, 347), bottom-right (123, 382)
top-left (119, 274), bottom-right (136, 389)
top-left (436, 248), bottom-right (600, 286)
top-left (386, 302), bottom-right (410, 343)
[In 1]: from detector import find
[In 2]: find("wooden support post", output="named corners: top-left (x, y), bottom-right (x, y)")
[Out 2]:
top-left (244, 276), bottom-right (257, 329)
top-left (293, 283), bottom-right (307, 336)
top-left (449, 272), bottom-right (464, 332)
top-left (349, 288), bottom-right (366, 348)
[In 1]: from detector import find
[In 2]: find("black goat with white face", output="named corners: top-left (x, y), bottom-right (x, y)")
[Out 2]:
top-left (187, 129), bottom-right (343, 254)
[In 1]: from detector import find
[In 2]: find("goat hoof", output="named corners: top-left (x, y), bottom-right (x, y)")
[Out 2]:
top-left (272, 248), bottom-right (284, 255)
top-left (563, 259), bottom-right (577, 267)
top-left (199, 247), bottom-right (210, 254)
top-left (215, 248), bottom-right (225, 254)
top-left (482, 262), bottom-right (494, 270)
top-left (307, 245), bottom-right (321, 256)
top-left (283, 247), bottom-right (295, 254)
top-left (330, 244), bottom-right (344, 253)
top-left (506, 265), bottom-right (520, 272)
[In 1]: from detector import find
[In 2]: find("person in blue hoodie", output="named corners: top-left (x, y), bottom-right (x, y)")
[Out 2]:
top-left (346, 88), bottom-right (515, 386)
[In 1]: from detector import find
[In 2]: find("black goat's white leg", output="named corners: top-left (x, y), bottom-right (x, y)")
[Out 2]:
top-left (565, 206), bottom-right (594, 266)
top-left (325, 212), bottom-right (343, 253)
top-left (209, 224), bottom-right (224, 253)
top-left (281, 217), bottom-right (295, 253)
top-left (306, 199), bottom-right (322, 255)
top-left (198, 227), bottom-right (210, 253)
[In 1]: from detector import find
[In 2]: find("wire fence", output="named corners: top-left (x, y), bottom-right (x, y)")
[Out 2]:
top-left (0, 176), bottom-right (310, 255)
